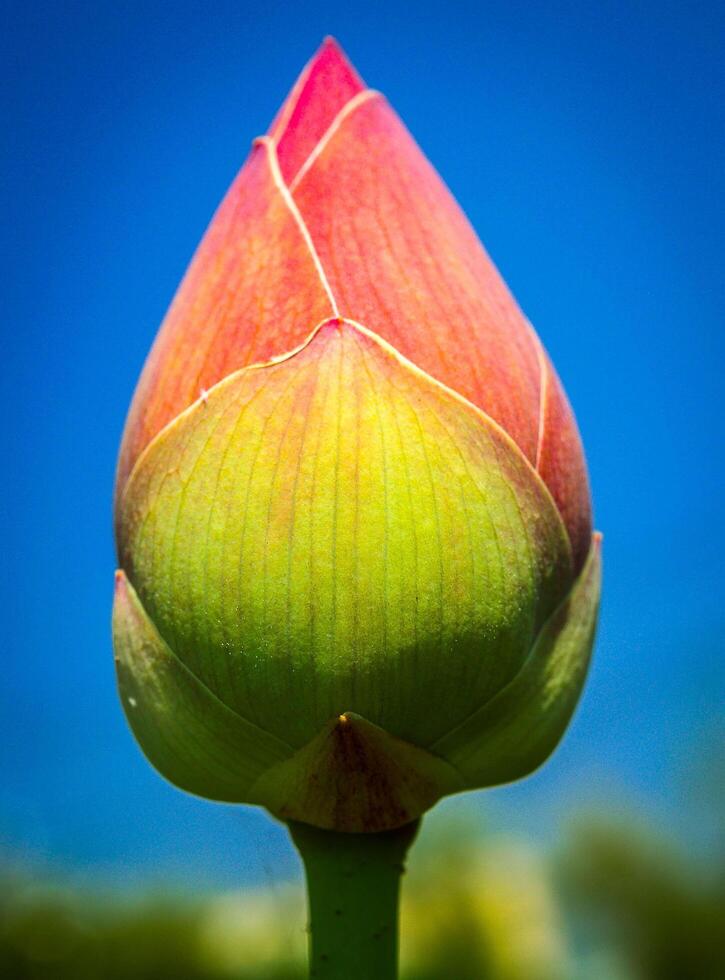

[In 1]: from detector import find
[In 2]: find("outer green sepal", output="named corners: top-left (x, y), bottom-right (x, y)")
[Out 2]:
top-left (432, 533), bottom-right (602, 785)
top-left (114, 571), bottom-right (463, 829)
top-left (113, 570), bottom-right (293, 800)
top-left (250, 712), bottom-right (463, 833)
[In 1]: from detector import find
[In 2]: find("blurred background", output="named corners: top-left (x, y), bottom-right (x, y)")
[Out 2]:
top-left (2, 1), bottom-right (723, 977)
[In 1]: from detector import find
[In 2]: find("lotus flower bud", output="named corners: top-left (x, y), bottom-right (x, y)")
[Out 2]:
top-left (113, 39), bottom-right (601, 833)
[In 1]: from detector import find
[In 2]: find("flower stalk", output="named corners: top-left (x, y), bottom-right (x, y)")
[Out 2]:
top-left (288, 819), bottom-right (420, 980)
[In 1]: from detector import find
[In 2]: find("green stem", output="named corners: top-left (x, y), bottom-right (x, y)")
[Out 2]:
top-left (288, 819), bottom-right (420, 980)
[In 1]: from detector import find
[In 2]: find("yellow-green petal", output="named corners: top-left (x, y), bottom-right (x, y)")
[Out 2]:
top-left (117, 319), bottom-right (573, 754)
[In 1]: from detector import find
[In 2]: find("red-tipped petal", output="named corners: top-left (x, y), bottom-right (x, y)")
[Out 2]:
top-left (536, 354), bottom-right (592, 572)
top-left (269, 37), bottom-right (366, 184)
top-left (291, 95), bottom-right (542, 463)
top-left (291, 92), bottom-right (591, 558)
top-left (116, 140), bottom-right (334, 493)
top-left (117, 42), bottom-right (592, 564)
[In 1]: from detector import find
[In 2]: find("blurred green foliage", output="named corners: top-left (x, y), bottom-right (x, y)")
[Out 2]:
top-left (1, 810), bottom-right (722, 980)
top-left (559, 817), bottom-right (725, 980)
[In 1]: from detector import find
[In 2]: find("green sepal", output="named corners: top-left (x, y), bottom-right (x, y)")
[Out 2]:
top-left (113, 570), bottom-right (294, 801)
top-left (250, 712), bottom-right (464, 833)
top-left (432, 533), bottom-right (602, 785)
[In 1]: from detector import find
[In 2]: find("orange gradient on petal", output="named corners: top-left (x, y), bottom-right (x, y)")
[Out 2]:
top-left (116, 38), bottom-right (592, 568)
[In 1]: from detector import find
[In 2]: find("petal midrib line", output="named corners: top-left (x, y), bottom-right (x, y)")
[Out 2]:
top-left (288, 89), bottom-right (381, 193)
top-left (121, 94), bottom-right (557, 541)
top-left (255, 135), bottom-right (340, 318)
top-left (119, 316), bottom-right (574, 626)
top-left (266, 87), bottom-right (549, 484)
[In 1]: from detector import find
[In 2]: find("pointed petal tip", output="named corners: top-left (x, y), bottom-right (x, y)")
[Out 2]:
top-left (271, 36), bottom-right (366, 181)
top-left (320, 35), bottom-right (344, 55)
top-left (114, 568), bottom-right (127, 596)
top-left (300, 35), bottom-right (365, 101)
top-left (588, 531), bottom-right (603, 561)
top-left (314, 35), bottom-right (363, 82)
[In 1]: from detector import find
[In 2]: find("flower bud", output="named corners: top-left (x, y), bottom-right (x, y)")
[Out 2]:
top-left (113, 39), bottom-right (601, 832)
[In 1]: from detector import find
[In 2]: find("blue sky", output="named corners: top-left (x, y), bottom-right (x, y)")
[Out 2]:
top-left (2, 0), bottom-right (723, 887)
